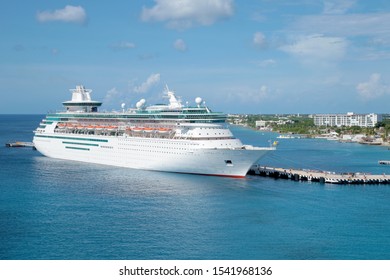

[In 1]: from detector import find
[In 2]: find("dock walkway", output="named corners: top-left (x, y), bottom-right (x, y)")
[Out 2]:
top-left (5, 141), bottom-right (35, 148)
top-left (248, 165), bottom-right (390, 185)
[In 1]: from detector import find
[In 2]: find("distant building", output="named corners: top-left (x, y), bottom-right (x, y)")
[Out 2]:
top-left (255, 119), bottom-right (294, 130)
top-left (313, 112), bottom-right (382, 127)
top-left (255, 120), bottom-right (267, 128)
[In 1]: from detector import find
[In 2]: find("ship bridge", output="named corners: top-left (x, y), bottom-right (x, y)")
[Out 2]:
top-left (62, 85), bottom-right (102, 113)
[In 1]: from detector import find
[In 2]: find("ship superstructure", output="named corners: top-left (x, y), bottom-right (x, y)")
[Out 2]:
top-left (33, 85), bottom-right (274, 177)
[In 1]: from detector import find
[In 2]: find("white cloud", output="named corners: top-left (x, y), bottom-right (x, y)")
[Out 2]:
top-left (291, 13), bottom-right (390, 38)
top-left (253, 32), bottom-right (266, 49)
top-left (251, 11), bottom-right (266, 22)
top-left (110, 42), bottom-right (136, 51)
top-left (258, 85), bottom-right (268, 99)
top-left (103, 87), bottom-right (121, 103)
top-left (174, 39), bottom-right (187, 52)
top-left (133, 73), bottom-right (161, 94)
top-left (141, 0), bottom-right (234, 29)
top-left (102, 87), bottom-right (125, 109)
top-left (254, 59), bottom-right (276, 67)
top-left (356, 73), bottom-right (390, 100)
top-left (280, 34), bottom-right (348, 63)
top-left (285, 12), bottom-right (390, 62)
top-left (323, 0), bottom-right (356, 15)
top-left (227, 85), bottom-right (269, 104)
top-left (36, 5), bottom-right (87, 24)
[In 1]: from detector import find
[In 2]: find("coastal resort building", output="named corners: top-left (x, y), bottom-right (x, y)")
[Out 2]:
top-left (313, 112), bottom-right (382, 127)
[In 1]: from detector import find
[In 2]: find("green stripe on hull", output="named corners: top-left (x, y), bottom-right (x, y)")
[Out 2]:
top-left (65, 146), bottom-right (90, 151)
top-left (62, 141), bottom-right (99, 147)
top-left (35, 134), bottom-right (108, 142)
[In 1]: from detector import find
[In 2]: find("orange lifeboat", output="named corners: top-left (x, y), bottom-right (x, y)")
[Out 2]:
top-left (143, 127), bottom-right (155, 132)
top-left (158, 128), bottom-right (171, 134)
top-left (107, 125), bottom-right (117, 131)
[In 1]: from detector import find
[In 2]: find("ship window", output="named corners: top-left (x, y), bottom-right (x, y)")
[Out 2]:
top-left (225, 160), bottom-right (233, 166)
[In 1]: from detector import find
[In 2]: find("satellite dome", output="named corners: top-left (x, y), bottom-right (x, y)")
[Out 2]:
top-left (195, 97), bottom-right (202, 105)
top-left (121, 103), bottom-right (126, 109)
top-left (136, 99), bottom-right (146, 109)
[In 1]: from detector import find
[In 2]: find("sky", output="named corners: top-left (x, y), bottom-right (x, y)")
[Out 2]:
top-left (1, 0), bottom-right (390, 114)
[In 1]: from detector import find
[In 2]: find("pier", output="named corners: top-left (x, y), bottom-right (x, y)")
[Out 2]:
top-left (248, 165), bottom-right (390, 185)
top-left (5, 141), bottom-right (35, 148)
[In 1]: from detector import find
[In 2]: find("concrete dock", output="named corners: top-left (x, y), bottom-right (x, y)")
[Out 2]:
top-left (5, 141), bottom-right (35, 148)
top-left (248, 165), bottom-right (390, 185)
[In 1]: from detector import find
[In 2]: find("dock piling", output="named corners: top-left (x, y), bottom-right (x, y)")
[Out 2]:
top-left (248, 165), bottom-right (390, 185)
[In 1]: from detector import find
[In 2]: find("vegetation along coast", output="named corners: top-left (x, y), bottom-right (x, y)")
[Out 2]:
top-left (229, 112), bottom-right (390, 146)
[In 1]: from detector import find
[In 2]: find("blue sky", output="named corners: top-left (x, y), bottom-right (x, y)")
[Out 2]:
top-left (1, 0), bottom-right (390, 114)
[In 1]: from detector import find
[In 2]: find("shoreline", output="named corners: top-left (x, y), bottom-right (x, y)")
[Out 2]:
top-left (232, 123), bottom-right (390, 147)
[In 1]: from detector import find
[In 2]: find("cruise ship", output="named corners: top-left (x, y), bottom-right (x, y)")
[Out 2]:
top-left (33, 85), bottom-right (274, 178)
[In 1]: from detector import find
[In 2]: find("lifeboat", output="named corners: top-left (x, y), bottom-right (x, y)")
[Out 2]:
top-left (143, 127), bottom-right (155, 132)
top-left (157, 128), bottom-right (171, 134)
top-left (95, 125), bottom-right (105, 130)
top-left (87, 125), bottom-right (95, 130)
top-left (107, 125), bottom-right (117, 131)
top-left (132, 127), bottom-right (144, 132)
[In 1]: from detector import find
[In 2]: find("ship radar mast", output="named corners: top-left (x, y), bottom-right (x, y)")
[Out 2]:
top-left (70, 85), bottom-right (93, 101)
top-left (164, 84), bottom-right (182, 109)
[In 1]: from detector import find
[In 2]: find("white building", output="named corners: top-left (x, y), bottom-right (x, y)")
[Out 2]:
top-left (255, 120), bottom-right (267, 128)
top-left (313, 112), bottom-right (382, 127)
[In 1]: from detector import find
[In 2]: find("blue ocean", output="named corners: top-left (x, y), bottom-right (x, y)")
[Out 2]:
top-left (1, 114), bottom-right (390, 260)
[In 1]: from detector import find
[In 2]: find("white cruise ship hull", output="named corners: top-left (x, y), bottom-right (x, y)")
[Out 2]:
top-left (33, 84), bottom-right (275, 178)
top-left (33, 133), bottom-right (272, 178)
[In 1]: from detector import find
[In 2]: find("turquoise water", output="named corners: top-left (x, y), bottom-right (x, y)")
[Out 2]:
top-left (1, 115), bottom-right (390, 260)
